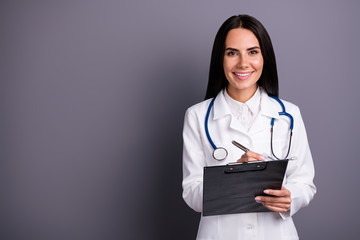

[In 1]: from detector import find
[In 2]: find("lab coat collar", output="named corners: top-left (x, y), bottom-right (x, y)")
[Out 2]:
top-left (213, 90), bottom-right (232, 120)
top-left (212, 88), bottom-right (281, 121)
top-left (223, 87), bottom-right (261, 117)
top-left (259, 89), bottom-right (282, 120)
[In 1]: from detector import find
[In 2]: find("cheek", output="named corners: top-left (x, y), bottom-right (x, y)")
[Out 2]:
top-left (223, 59), bottom-right (230, 72)
top-left (223, 58), bottom-right (236, 72)
top-left (249, 62), bottom-right (262, 75)
top-left (254, 58), bottom-right (264, 71)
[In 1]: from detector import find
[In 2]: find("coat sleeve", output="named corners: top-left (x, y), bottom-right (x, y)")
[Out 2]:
top-left (182, 108), bottom-right (206, 212)
top-left (280, 106), bottom-right (317, 219)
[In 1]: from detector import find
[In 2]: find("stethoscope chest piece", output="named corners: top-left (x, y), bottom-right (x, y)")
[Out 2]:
top-left (213, 147), bottom-right (228, 161)
top-left (205, 94), bottom-right (294, 161)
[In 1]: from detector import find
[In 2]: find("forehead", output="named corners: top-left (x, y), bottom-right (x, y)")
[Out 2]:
top-left (225, 28), bottom-right (260, 48)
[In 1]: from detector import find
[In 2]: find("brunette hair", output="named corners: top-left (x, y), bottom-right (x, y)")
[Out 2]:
top-left (205, 14), bottom-right (279, 99)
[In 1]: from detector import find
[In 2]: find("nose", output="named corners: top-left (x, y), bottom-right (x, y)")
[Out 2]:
top-left (236, 54), bottom-right (249, 69)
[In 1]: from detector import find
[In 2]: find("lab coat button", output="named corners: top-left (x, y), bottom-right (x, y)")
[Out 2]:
top-left (246, 224), bottom-right (253, 230)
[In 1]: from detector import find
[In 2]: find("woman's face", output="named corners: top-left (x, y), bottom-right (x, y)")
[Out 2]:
top-left (223, 28), bottom-right (264, 102)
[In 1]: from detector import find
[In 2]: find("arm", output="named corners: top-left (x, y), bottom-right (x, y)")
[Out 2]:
top-left (280, 107), bottom-right (316, 218)
top-left (256, 106), bottom-right (316, 218)
top-left (182, 108), bottom-right (206, 212)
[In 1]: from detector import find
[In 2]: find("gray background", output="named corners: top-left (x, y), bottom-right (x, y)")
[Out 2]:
top-left (1, 0), bottom-right (359, 239)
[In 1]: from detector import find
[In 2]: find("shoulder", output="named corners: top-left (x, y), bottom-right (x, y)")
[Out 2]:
top-left (183, 98), bottom-right (213, 133)
top-left (185, 98), bottom-right (213, 116)
top-left (263, 93), bottom-right (301, 115)
top-left (278, 98), bottom-right (301, 114)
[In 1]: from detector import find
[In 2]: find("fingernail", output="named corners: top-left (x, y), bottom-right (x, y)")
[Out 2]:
top-left (264, 190), bottom-right (270, 194)
top-left (255, 197), bottom-right (261, 202)
top-left (259, 155), bottom-right (265, 161)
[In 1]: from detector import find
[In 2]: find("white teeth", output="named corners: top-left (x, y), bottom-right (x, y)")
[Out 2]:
top-left (235, 72), bottom-right (251, 77)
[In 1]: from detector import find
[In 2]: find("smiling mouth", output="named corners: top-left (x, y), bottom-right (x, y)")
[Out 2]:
top-left (234, 72), bottom-right (252, 77)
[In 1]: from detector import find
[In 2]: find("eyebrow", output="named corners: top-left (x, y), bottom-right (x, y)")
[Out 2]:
top-left (225, 46), bottom-right (260, 51)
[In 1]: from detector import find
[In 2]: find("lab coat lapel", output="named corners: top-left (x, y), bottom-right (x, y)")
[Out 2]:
top-left (213, 91), bottom-right (230, 120)
top-left (248, 113), bottom-right (269, 136)
top-left (212, 90), bottom-right (281, 135)
top-left (213, 91), bottom-right (247, 134)
top-left (248, 91), bottom-right (281, 136)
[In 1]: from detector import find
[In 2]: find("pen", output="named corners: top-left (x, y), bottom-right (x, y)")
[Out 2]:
top-left (232, 140), bottom-right (250, 152)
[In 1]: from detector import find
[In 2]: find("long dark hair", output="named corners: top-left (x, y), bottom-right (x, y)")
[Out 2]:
top-left (205, 14), bottom-right (279, 99)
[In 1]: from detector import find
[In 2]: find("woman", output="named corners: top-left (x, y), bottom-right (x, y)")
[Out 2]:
top-left (182, 15), bottom-right (316, 239)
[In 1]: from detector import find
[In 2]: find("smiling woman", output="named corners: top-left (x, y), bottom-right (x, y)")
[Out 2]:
top-left (182, 14), bottom-right (316, 240)
top-left (223, 28), bottom-right (264, 102)
top-left (205, 15), bottom-right (279, 101)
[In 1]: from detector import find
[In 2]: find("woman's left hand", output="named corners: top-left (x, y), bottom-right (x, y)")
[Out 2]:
top-left (255, 186), bottom-right (291, 213)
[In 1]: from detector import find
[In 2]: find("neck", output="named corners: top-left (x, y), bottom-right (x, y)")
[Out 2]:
top-left (226, 86), bottom-right (257, 103)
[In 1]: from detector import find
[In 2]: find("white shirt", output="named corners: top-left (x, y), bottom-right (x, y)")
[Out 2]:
top-left (224, 87), bottom-right (261, 132)
top-left (182, 88), bottom-right (316, 240)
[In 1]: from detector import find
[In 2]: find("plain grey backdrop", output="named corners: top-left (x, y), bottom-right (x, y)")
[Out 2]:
top-left (1, 0), bottom-right (359, 239)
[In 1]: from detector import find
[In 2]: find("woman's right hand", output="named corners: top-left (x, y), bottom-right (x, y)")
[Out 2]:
top-left (237, 151), bottom-right (265, 163)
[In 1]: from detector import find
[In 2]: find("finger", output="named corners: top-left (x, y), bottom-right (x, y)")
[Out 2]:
top-left (255, 197), bottom-right (290, 212)
top-left (262, 204), bottom-right (289, 213)
top-left (237, 151), bottom-right (265, 162)
top-left (263, 188), bottom-right (291, 197)
top-left (255, 196), bottom-right (291, 205)
top-left (262, 202), bottom-right (291, 209)
top-left (246, 151), bottom-right (265, 161)
top-left (261, 202), bottom-right (291, 209)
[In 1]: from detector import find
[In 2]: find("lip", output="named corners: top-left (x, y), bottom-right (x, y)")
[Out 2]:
top-left (233, 71), bottom-right (254, 80)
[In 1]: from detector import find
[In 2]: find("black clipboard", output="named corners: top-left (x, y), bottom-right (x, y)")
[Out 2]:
top-left (203, 160), bottom-right (288, 216)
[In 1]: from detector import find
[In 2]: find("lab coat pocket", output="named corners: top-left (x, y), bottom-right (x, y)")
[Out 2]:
top-left (271, 138), bottom-right (290, 160)
top-left (252, 128), bottom-right (289, 159)
top-left (269, 120), bottom-right (292, 159)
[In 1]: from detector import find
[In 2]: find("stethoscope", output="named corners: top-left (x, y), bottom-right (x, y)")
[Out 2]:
top-left (205, 95), bottom-right (294, 161)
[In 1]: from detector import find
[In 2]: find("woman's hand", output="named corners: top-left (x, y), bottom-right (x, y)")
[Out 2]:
top-left (255, 186), bottom-right (292, 213)
top-left (237, 150), bottom-right (265, 163)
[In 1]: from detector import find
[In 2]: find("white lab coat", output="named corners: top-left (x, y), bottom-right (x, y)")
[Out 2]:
top-left (182, 89), bottom-right (316, 240)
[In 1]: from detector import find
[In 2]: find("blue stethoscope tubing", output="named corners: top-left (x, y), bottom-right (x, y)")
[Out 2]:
top-left (205, 95), bottom-right (294, 161)
top-left (205, 97), bottom-right (217, 150)
top-left (205, 97), bottom-right (228, 160)
top-left (269, 95), bottom-right (294, 160)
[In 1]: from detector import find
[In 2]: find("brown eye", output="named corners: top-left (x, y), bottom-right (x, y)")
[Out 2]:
top-left (227, 51), bottom-right (237, 56)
